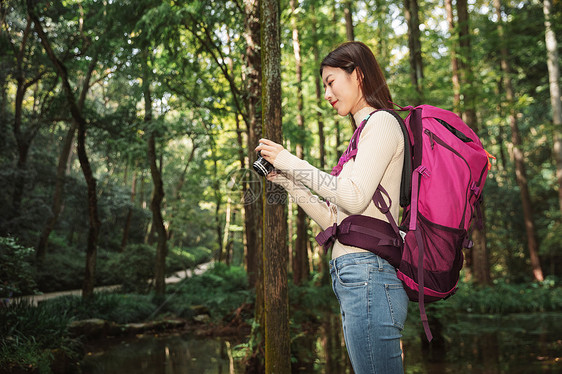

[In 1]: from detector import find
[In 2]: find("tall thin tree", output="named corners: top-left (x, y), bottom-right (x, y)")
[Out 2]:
top-left (543, 0), bottom-right (562, 212)
top-left (344, 0), bottom-right (354, 41)
top-left (37, 57), bottom-right (95, 259)
top-left (290, 0), bottom-right (309, 285)
top-left (456, 0), bottom-right (491, 285)
top-left (494, 0), bottom-right (543, 282)
top-left (142, 53), bottom-right (168, 297)
top-left (311, 4), bottom-right (326, 170)
top-left (10, 16), bottom-right (44, 221)
top-left (403, 0), bottom-right (423, 104)
top-left (445, 0), bottom-right (461, 112)
top-left (261, 0), bottom-right (290, 371)
top-left (28, 2), bottom-right (101, 297)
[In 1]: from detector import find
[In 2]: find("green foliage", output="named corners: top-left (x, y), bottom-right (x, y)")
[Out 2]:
top-left (0, 299), bottom-right (71, 373)
top-left (288, 276), bottom-right (338, 326)
top-left (40, 292), bottom-right (157, 324)
top-left (103, 244), bottom-right (156, 293)
top-left (0, 300), bottom-right (69, 348)
top-left (0, 292), bottom-right (156, 371)
top-left (410, 279), bottom-right (562, 324)
top-left (35, 246), bottom-right (85, 292)
top-left (165, 263), bottom-right (253, 321)
top-left (449, 279), bottom-right (562, 315)
top-left (0, 337), bottom-right (53, 374)
top-left (0, 0), bottom-right (561, 353)
top-left (0, 237), bottom-right (37, 298)
top-left (167, 245), bottom-right (213, 272)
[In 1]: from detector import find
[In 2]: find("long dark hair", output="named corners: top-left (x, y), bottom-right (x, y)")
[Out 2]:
top-left (320, 41), bottom-right (392, 125)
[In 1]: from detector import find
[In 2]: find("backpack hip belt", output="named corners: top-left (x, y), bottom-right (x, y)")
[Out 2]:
top-left (316, 210), bottom-right (402, 267)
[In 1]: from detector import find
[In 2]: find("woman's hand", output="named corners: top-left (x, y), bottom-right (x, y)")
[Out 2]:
top-left (255, 138), bottom-right (284, 165)
top-left (266, 170), bottom-right (292, 189)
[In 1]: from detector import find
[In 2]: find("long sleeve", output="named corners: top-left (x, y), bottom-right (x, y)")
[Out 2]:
top-left (273, 111), bottom-right (404, 215)
top-left (267, 173), bottom-right (337, 230)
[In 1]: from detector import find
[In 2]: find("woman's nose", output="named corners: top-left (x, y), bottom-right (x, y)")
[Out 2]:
top-left (324, 87), bottom-right (331, 101)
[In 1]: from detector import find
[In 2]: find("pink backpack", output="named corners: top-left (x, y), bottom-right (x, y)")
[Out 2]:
top-left (316, 105), bottom-right (492, 341)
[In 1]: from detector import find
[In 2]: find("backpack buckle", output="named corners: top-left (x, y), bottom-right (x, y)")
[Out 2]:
top-left (338, 221), bottom-right (351, 235)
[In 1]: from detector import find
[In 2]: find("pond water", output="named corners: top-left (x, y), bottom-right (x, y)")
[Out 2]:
top-left (80, 312), bottom-right (562, 374)
top-left (79, 334), bottom-right (246, 373)
top-left (401, 312), bottom-right (562, 374)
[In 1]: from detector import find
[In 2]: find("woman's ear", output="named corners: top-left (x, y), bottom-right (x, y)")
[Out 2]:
top-left (354, 67), bottom-right (364, 85)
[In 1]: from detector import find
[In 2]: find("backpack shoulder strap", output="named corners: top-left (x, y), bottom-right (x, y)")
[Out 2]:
top-left (379, 109), bottom-right (412, 208)
top-left (372, 185), bottom-right (401, 238)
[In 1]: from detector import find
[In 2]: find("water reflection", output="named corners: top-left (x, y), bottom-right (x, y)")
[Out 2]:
top-left (80, 333), bottom-right (244, 374)
top-left (81, 313), bottom-right (562, 374)
top-left (402, 312), bottom-right (562, 374)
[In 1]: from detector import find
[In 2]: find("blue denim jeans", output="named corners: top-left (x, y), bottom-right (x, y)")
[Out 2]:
top-left (330, 252), bottom-right (408, 374)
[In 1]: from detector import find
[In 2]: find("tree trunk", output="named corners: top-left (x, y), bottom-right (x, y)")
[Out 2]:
top-left (543, 0), bottom-right (562, 213)
top-left (36, 123), bottom-right (77, 259)
top-left (243, 0), bottom-right (263, 291)
top-left (11, 17), bottom-right (43, 221)
top-left (37, 57), bottom-right (96, 260)
top-left (223, 197), bottom-right (232, 264)
top-left (311, 3), bottom-right (326, 169)
top-left (243, 11), bottom-right (265, 373)
top-left (344, 0), bottom-right (354, 41)
top-left (494, 0), bottom-right (543, 282)
top-left (456, 0), bottom-right (477, 127)
top-left (120, 169), bottom-right (137, 251)
top-left (212, 153), bottom-right (224, 262)
top-left (261, 0), bottom-right (290, 371)
top-left (77, 114), bottom-right (100, 299)
top-left (456, 0), bottom-right (490, 285)
top-left (444, 0), bottom-right (461, 112)
top-left (28, 4), bottom-right (101, 298)
top-left (290, 0), bottom-right (309, 286)
top-left (11, 17), bottom-right (32, 219)
top-left (403, 0), bottom-right (423, 104)
top-left (311, 9), bottom-right (326, 170)
top-left (166, 143), bottom-right (196, 243)
top-left (143, 57), bottom-right (168, 297)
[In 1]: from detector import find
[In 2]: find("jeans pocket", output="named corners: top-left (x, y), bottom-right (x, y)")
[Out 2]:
top-left (335, 263), bottom-right (369, 288)
top-left (385, 283), bottom-right (408, 330)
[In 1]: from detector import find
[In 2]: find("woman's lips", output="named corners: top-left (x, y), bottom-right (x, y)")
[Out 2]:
top-left (330, 100), bottom-right (338, 107)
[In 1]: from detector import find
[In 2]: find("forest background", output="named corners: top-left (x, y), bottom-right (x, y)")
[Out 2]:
top-left (1, 0), bottom-right (561, 372)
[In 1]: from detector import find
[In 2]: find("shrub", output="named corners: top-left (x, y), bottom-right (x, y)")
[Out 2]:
top-left (165, 263), bottom-right (253, 321)
top-left (409, 278), bottom-right (562, 321)
top-left (105, 244), bottom-right (155, 293)
top-left (0, 299), bottom-right (72, 372)
top-left (35, 247), bottom-right (85, 292)
top-left (0, 336), bottom-right (53, 373)
top-left (0, 236), bottom-right (37, 299)
top-left (167, 245), bottom-right (212, 273)
top-left (41, 292), bottom-right (157, 324)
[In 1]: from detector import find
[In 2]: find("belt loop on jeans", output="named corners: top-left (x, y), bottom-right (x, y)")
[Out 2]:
top-left (375, 254), bottom-right (383, 270)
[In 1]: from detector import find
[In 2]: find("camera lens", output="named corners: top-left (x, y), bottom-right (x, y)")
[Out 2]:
top-left (253, 153), bottom-right (274, 176)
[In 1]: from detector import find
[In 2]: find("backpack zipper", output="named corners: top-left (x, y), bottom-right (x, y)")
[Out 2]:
top-left (424, 129), bottom-right (471, 229)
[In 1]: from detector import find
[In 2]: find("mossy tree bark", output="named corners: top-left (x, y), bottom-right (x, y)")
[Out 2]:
top-left (261, 0), bottom-right (290, 371)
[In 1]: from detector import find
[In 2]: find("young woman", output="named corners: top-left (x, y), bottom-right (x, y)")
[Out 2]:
top-left (255, 41), bottom-right (408, 374)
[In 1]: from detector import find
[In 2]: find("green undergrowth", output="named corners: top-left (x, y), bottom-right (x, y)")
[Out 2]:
top-left (436, 277), bottom-right (562, 315)
top-left (0, 263), bottom-right (251, 372)
top-left (165, 262), bottom-right (254, 321)
top-left (2, 265), bottom-right (561, 373)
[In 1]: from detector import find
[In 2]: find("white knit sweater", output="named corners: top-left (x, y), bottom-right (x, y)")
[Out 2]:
top-left (271, 106), bottom-right (404, 260)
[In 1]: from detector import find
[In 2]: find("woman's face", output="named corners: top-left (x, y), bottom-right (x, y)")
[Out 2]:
top-left (322, 66), bottom-right (366, 116)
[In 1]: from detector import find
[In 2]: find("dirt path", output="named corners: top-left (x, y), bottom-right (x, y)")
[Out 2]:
top-left (13, 262), bottom-right (212, 306)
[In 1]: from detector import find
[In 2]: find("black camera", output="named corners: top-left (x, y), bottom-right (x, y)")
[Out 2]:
top-left (253, 152), bottom-right (274, 176)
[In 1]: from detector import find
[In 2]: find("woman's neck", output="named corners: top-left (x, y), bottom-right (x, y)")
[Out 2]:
top-left (353, 105), bottom-right (377, 126)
